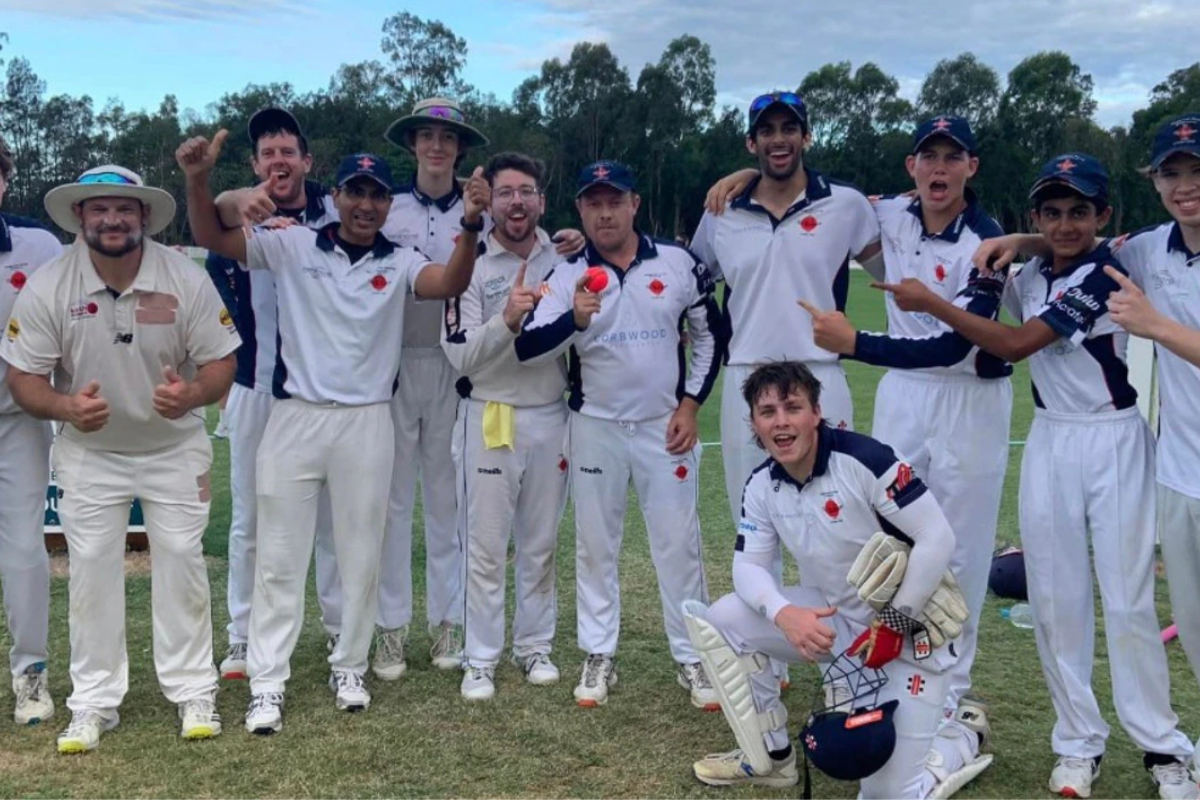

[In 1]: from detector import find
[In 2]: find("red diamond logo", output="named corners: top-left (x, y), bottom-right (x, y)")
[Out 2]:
top-left (674, 464), bottom-right (688, 481)
top-left (649, 278), bottom-right (665, 296)
top-left (86, 302), bottom-right (98, 315)
top-left (10, 271), bottom-right (26, 291)
top-left (558, 457), bottom-right (568, 473)
top-left (370, 275), bottom-right (387, 291)
top-left (800, 215), bottom-right (819, 233)
top-left (824, 498), bottom-right (840, 519)
top-left (934, 264), bottom-right (946, 283)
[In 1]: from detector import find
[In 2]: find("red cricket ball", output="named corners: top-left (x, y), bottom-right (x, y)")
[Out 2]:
top-left (584, 267), bottom-right (608, 293)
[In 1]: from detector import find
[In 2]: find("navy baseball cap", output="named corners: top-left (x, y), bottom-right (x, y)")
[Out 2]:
top-left (1029, 153), bottom-right (1109, 204)
top-left (248, 107), bottom-right (303, 146)
top-left (988, 547), bottom-right (1028, 601)
top-left (913, 115), bottom-right (976, 155)
top-left (334, 153), bottom-right (396, 193)
top-left (747, 91), bottom-right (809, 134)
top-left (1150, 114), bottom-right (1200, 170)
top-left (576, 160), bottom-right (635, 197)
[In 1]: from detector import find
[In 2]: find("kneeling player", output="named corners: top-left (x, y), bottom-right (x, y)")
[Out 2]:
top-left (686, 361), bottom-right (987, 799)
top-left (878, 154), bottom-right (1197, 800)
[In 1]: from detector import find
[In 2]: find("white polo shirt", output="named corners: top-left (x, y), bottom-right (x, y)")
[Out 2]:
top-left (1, 214), bottom-right (63, 415)
top-left (736, 425), bottom-right (945, 627)
top-left (854, 193), bottom-right (1011, 378)
top-left (1, 240), bottom-right (241, 453)
top-left (516, 235), bottom-right (723, 422)
top-left (1002, 246), bottom-right (1134, 415)
top-left (244, 222), bottom-right (429, 405)
top-left (691, 169), bottom-right (879, 366)
top-left (441, 228), bottom-right (566, 407)
top-left (1112, 223), bottom-right (1200, 497)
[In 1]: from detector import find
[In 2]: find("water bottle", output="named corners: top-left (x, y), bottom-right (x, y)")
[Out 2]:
top-left (1001, 603), bottom-right (1034, 629)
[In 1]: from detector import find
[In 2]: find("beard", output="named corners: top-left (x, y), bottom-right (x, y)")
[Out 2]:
top-left (759, 151), bottom-right (801, 181)
top-left (85, 224), bottom-right (144, 258)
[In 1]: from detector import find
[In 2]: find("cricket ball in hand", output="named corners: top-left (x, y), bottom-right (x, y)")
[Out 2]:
top-left (584, 267), bottom-right (608, 293)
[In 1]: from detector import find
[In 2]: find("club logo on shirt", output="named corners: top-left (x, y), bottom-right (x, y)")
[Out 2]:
top-left (648, 278), bottom-right (666, 297)
top-left (219, 308), bottom-right (233, 327)
top-left (370, 274), bottom-right (388, 291)
top-left (8, 270), bottom-right (26, 291)
top-left (69, 300), bottom-right (99, 321)
top-left (823, 497), bottom-right (841, 520)
top-left (799, 215), bottom-right (820, 234)
top-left (673, 462), bottom-right (689, 481)
top-left (5, 317), bottom-right (18, 341)
top-left (558, 457), bottom-right (569, 473)
top-left (887, 462), bottom-right (914, 501)
top-left (934, 264), bottom-right (947, 284)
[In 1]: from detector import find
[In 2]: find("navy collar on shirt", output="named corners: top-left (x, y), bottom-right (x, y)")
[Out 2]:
top-left (1037, 241), bottom-right (1115, 280)
top-left (303, 179), bottom-right (330, 223)
top-left (0, 215), bottom-right (10, 253)
top-left (398, 179), bottom-right (463, 213)
top-left (1167, 222), bottom-right (1200, 262)
top-left (581, 231), bottom-right (658, 273)
top-left (314, 221), bottom-right (396, 259)
top-left (730, 167), bottom-right (833, 220)
top-left (767, 423), bottom-right (833, 491)
top-left (904, 187), bottom-right (986, 243)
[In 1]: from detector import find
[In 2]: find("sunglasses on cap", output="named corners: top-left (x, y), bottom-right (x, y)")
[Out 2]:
top-left (79, 172), bottom-right (138, 186)
top-left (421, 106), bottom-right (466, 123)
top-left (749, 91), bottom-right (805, 116)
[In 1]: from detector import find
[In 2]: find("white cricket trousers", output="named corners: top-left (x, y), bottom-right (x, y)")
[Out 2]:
top-left (705, 588), bottom-right (954, 799)
top-left (247, 399), bottom-right (393, 694)
top-left (224, 382), bottom-right (339, 645)
top-left (1021, 407), bottom-right (1193, 761)
top-left (381, 348), bottom-right (461, 630)
top-left (721, 361), bottom-right (852, 526)
top-left (455, 398), bottom-right (568, 668)
top-left (1159, 484), bottom-right (1200, 715)
top-left (570, 411), bottom-right (707, 662)
top-left (0, 412), bottom-right (51, 677)
top-left (53, 430), bottom-right (218, 713)
top-left (872, 370), bottom-right (1011, 709)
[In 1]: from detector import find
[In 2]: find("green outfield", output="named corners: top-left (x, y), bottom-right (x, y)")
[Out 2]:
top-left (0, 269), bottom-right (1193, 799)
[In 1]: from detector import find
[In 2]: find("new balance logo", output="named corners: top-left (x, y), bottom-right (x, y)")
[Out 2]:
top-left (476, 467), bottom-right (502, 475)
top-left (579, 466), bottom-right (604, 475)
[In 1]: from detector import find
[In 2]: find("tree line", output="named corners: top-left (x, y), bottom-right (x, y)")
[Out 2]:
top-left (1, 17), bottom-right (1198, 243)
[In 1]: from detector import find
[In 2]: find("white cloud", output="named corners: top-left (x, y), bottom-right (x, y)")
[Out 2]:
top-left (0, 0), bottom-right (294, 21)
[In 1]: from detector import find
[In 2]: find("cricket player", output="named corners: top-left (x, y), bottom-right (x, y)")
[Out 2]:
top-left (798, 117), bottom-right (1010, 736)
top-left (690, 91), bottom-right (882, 528)
top-left (207, 106), bottom-right (342, 679)
top-left (441, 152), bottom-right (568, 700)
top-left (515, 160), bottom-right (722, 709)
top-left (3, 165), bottom-right (240, 752)
top-left (0, 134), bottom-right (62, 725)
top-left (686, 361), bottom-right (989, 799)
top-left (179, 129), bottom-right (482, 733)
top-left (880, 153), bottom-right (1197, 799)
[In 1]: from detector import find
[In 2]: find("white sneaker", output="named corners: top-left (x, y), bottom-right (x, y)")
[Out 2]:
top-left (178, 698), bottom-right (222, 739)
top-left (513, 652), bottom-right (560, 685)
top-left (693, 748), bottom-right (799, 788)
top-left (461, 665), bottom-right (496, 701)
top-left (13, 662), bottom-right (54, 725)
top-left (219, 643), bottom-right (248, 680)
top-left (245, 692), bottom-right (283, 735)
top-left (56, 710), bottom-right (118, 754)
top-left (1150, 759), bottom-right (1200, 800)
top-left (677, 662), bottom-right (720, 712)
top-left (954, 694), bottom-right (992, 752)
top-left (372, 626), bottom-right (408, 681)
top-left (574, 654), bottom-right (617, 707)
top-left (430, 622), bottom-right (464, 670)
top-left (329, 669), bottom-right (370, 712)
top-left (1049, 755), bottom-right (1101, 798)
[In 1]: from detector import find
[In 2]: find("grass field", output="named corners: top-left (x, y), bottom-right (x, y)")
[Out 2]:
top-left (0, 269), bottom-right (1195, 799)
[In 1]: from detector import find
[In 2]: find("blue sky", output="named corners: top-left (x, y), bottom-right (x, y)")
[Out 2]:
top-left (3, 0), bottom-right (1198, 128)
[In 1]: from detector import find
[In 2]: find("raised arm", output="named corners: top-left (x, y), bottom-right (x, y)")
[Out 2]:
top-left (176, 129), bottom-right (248, 264)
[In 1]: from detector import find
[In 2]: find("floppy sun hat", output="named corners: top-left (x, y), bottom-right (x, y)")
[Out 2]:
top-left (44, 165), bottom-right (176, 236)
top-left (383, 97), bottom-right (489, 152)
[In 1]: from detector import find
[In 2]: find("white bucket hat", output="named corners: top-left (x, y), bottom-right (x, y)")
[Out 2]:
top-left (44, 165), bottom-right (176, 236)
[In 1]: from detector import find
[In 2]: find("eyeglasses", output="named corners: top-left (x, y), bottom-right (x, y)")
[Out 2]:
top-left (422, 106), bottom-right (466, 123)
top-left (748, 92), bottom-right (806, 117)
top-left (492, 186), bottom-right (540, 204)
top-left (79, 172), bottom-right (139, 186)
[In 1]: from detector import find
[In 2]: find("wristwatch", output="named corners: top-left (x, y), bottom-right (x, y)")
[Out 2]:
top-left (460, 215), bottom-right (484, 233)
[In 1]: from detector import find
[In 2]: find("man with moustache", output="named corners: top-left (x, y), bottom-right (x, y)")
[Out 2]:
top-left (441, 152), bottom-right (568, 700)
top-left (3, 165), bottom-right (240, 751)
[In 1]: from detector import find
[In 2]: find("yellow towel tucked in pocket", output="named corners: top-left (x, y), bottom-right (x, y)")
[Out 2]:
top-left (482, 401), bottom-right (516, 450)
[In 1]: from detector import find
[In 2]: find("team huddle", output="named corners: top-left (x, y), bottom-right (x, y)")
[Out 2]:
top-left (0, 88), bottom-right (1199, 799)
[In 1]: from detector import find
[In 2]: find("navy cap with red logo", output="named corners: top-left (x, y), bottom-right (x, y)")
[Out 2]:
top-left (1150, 114), bottom-right (1200, 170)
top-left (576, 160), bottom-right (636, 197)
top-left (1029, 152), bottom-right (1109, 205)
top-left (334, 153), bottom-right (397, 194)
top-left (913, 115), bottom-right (977, 155)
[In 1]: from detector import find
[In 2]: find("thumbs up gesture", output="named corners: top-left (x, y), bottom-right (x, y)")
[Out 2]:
top-left (152, 365), bottom-right (196, 420)
top-left (503, 260), bottom-right (539, 332)
top-left (65, 380), bottom-right (110, 433)
top-left (463, 166), bottom-right (489, 224)
top-left (175, 129), bottom-right (229, 179)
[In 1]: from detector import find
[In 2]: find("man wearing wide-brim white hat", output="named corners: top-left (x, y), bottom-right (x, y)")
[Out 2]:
top-left (0, 164), bottom-right (241, 753)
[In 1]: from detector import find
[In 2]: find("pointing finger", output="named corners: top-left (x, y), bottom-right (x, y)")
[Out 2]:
top-left (514, 260), bottom-right (527, 288)
top-left (796, 299), bottom-right (823, 317)
top-left (1104, 265), bottom-right (1140, 293)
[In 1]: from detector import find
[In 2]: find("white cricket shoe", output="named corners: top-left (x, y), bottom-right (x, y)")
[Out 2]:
top-left (219, 643), bottom-right (247, 680)
top-left (179, 698), bottom-right (221, 739)
top-left (56, 710), bottom-right (118, 754)
top-left (677, 662), bottom-right (720, 711)
top-left (13, 662), bottom-right (54, 725)
top-left (372, 626), bottom-right (408, 681)
top-left (430, 623), bottom-right (464, 670)
top-left (1049, 755), bottom-right (1101, 798)
top-left (1150, 758), bottom-right (1200, 800)
top-left (573, 654), bottom-right (617, 707)
top-left (693, 748), bottom-right (798, 788)
top-left (513, 652), bottom-right (560, 685)
top-left (329, 669), bottom-right (370, 712)
top-left (245, 692), bottom-right (284, 735)
top-left (461, 665), bottom-right (496, 701)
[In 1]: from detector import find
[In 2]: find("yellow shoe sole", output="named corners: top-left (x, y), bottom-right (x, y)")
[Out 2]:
top-left (57, 740), bottom-right (92, 754)
top-left (181, 725), bottom-right (220, 740)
